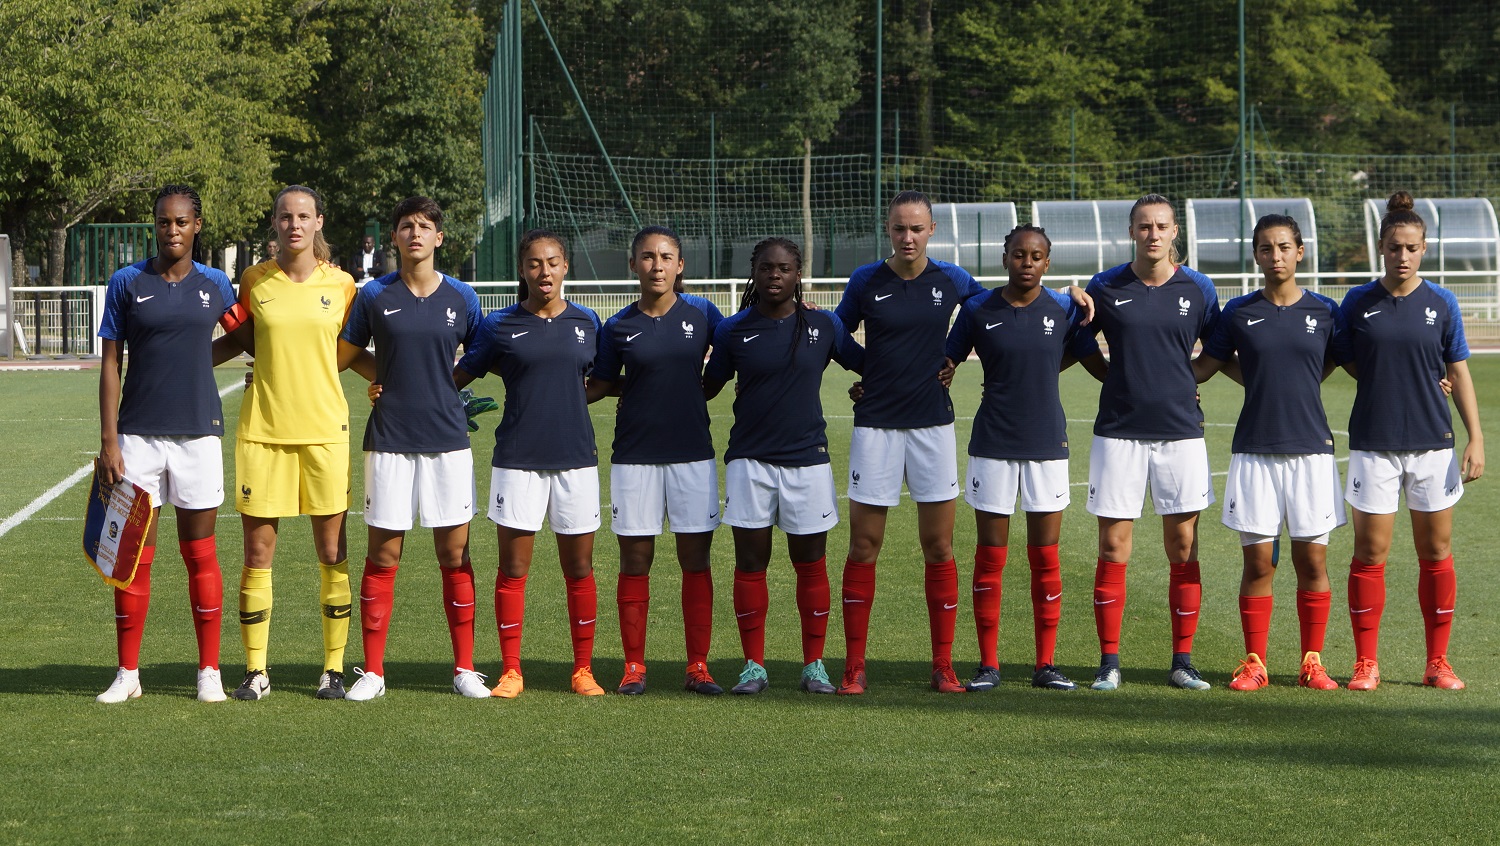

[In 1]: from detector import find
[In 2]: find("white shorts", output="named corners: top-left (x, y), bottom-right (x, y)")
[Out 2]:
top-left (118, 434), bottom-right (224, 510)
top-left (609, 460), bottom-right (721, 536)
top-left (846, 425), bottom-right (959, 506)
top-left (964, 456), bottom-right (1070, 515)
top-left (725, 459), bottom-right (838, 535)
top-left (1086, 436), bottom-right (1214, 519)
top-left (1221, 452), bottom-right (1346, 539)
top-left (487, 466), bottom-right (600, 534)
top-left (363, 450), bottom-right (476, 531)
top-left (1345, 449), bottom-right (1463, 514)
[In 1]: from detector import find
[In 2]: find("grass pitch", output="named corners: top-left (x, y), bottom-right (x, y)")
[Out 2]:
top-left (1, 358), bottom-right (1498, 844)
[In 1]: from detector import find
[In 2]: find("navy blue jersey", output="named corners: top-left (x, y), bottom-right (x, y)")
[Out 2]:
top-left (1330, 280), bottom-right (1469, 451)
top-left (946, 287), bottom-right (1085, 461)
top-left (98, 259), bottom-right (236, 436)
top-left (341, 272), bottom-right (484, 454)
top-left (835, 258), bottom-right (984, 429)
top-left (594, 293), bottom-right (724, 465)
top-left (1202, 290), bottom-right (1342, 455)
top-left (704, 307), bottom-right (863, 467)
top-left (456, 301), bottom-right (602, 471)
top-left (1071, 263), bottom-right (1221, 440)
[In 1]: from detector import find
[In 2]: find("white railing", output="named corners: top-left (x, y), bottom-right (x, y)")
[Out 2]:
top-left (9, 267), bottom-right (1500, 358)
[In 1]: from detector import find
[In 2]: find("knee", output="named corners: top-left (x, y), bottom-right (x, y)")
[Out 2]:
top-left (920, 535), bottom-right (953, 563)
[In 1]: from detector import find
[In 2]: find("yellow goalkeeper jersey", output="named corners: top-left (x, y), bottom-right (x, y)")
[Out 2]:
top-left (235, 259), bottom-right (357, 444)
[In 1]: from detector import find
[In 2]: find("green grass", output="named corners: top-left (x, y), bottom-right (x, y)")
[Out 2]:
top-left (2, 358), bottom-right (1499, 844)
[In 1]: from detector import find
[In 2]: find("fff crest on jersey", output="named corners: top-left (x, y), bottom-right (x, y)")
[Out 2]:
top-left (1177, 296), bottom-right (1191, 316)
top-left (1305, 315), bottom-right (1318, 334)
top-left (574, 326), bottom-right (587, 343)
top-left (807, 326), bottom-right (820, 344)
top-left (446, 307), bottom-right (457, 327)
top-left (199, 290), bottom-right (211, 308)
top-left (1425, 307), bottom-right (1437, 326)
top-left (682, 320), bottom-right (695, 338)
top-left (931, 286), bottom-right (944, 306)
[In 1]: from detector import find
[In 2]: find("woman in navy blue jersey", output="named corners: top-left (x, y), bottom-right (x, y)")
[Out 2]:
top-left (1193, 214), bottom-right (1345, 692)
top-left (1073, 193), bottom-right (1221, 692)
top-left (1331, 191), bottom-right (1484, 691)
top-left (945, 225), bottom-right (1102, 692)
top-left (95, 185), bottom-right (241, 704)
top-left (587, 226), bottom-right (725, 696)
top-left (703, 237), bottom-right (864, 695)
top-left (455, 229), bottom-right (606, 698)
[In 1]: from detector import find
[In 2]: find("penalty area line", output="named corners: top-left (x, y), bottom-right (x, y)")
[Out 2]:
top-left (0, 379), bottom-right (245, 541)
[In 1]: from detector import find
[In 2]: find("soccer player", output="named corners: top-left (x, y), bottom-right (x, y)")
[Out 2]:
top-left (834, 191), bottom-right (1092, 695)
top-left (223, 185), bottom-right (372, 701)
top-left (703, 237), bottom-right (863, 694)
top-left (333, 197), bottom-right (488, 701)
top-left (1330, 191), bottom-right (1484, 691)
top-left (1193, 214), bottom-right (1345, 691)
top-left (455, 229), bottom-right (606, 698)
top-left (1072, 193), bottom-right (1220, 692)
top-left (94, 185), bottom-right (240, 704)
top-left (945, 224), bottom-right (1102, 692)
top-left (587, 226), bottom-right (725, 696)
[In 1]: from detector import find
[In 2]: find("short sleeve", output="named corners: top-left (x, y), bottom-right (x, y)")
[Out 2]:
top-left (1438, 286), bottom-right (1470, 363)
top-left (593, 314), bottom-right (623, 382)
top-left (340, 285), bottom-right (375, 348)
top-left (98, 270), bottom-right (130, 341)
top-left (1329, 290), bottom-right (1358, 365)
top-left (1200, 299), bottom-right (1239, 361)
top-left (461, 282), bottom-right (485, 347)
top-left (457, 313), bottom-right (500, 377)
top-left (945, 304), bottom-right (974, 363)
top-left (828, 312), bottom-right (865, 373)
top-left (834, 273), bottom-right (865, 332)
top-left (703, 318), bottom-right (735, 384)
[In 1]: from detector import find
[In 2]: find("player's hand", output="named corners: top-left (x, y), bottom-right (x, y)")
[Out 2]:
top-left (1065, 285), bottom-right (1095, 325)
top-left (368, 382), bottom-right (383, 406)
top-left (1461, 439), bottom-right (1484, 483)
top-left (1439, 377), bottom-right (1454, 397)
top-left (460, 387), bottom-right (498, 431)
top-left (96, 442), bottom-right (125, 486)
top-left (848, 381), bottom-right (864, 402)
top-left (937, 357), bottom-right (957, 388)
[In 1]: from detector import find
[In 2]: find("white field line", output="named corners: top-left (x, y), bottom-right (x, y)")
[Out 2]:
top-left (0, 380), bottom-right (245, 540)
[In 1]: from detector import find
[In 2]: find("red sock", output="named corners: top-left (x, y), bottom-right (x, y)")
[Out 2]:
top-left (358, 560), bottom-right (398, 676)
top-left (1348, 559), bottom-right (1386, 662)
top-left (792, 557), bottom-right (830, 664)
top-left (681, 568), bottom-right (713, 666)
top-left (1169, 560), bottom-right (1202, 654)
top-left (179, 537), bottom-right (222, 669)
top-left (841, 559), bottom-right (876, 667)
top-left (616, 573), bottom-right (650, 666)
top-left (441, 564), bottom-right (476, 672)
top-left (495, 573), bottom-right (527, 673)
top-left (733, 568), bottom-right (769, 665)
top-left (1238, 593), bottom-right (1273, 660)
top-left (1418, 555), bottom-right (1457, 660)
top-left (1296, 589), bottom-right (1331, 655)
top-left (1093, 559), bottom-right (1127, 656)
top-left (972, 546), bottom-right (1007, 668)
top-left (113, 547), bottom-right (155, 671)
top-left (565, 573), bottom-right (598, 671)
top-left (925, 558), bottom-right (959, 665)
top-left (1028, 544), bottom-right (1062, 668)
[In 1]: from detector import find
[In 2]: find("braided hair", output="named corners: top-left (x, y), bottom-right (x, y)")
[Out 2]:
top-left (741, 236), bottom-right (809, 359)
top-left (1003, 223), bottom-right (1051, 255)
top-left (155, 184), bottom-right (204, 263)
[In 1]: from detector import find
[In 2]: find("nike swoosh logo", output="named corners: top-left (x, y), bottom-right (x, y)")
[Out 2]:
top-left (115, 614), bottom-right (130, 619)
top-left (974, 587), bottom-right (992, 592)
top-left (383, 308), bottom-right (401, 316)
top-left (1094, 599), bottom-right (1116, 606)
top-left (985, 322), bottom-right (1003, 329)
top-left (499, 622), bottom-right (520, 629)
top-left (511, 331), bottom-right (529, 338)
top-left (742, 335), bottom-right (759, 342)
top-left (943, 603), bottom-right (958, 610)
top-left (359, 595), bottom-right (377, 601)
top-left (843, 598), bottom-right (864, 604)
top-left (1045, 593), bottom-right (1062, 602)
top-left (813, 610), bottom-right (829, 617)
top-left (1436, 608), bottom-right (1454, 614)
top-left (1114, 299), bottom-right (1133, 306)
top-left (1174, 609), bottom-right (1197, 616)
top-left (626, 332), bottom-right (642, 341)
top-left (450, 601), bottom-right (474, 607)
top-left (709, 512), bottom-right (719, 519)
top-left (135, 295), bottom-right (155, 302)
top-left (258, 298), bottom-right (274, 304)
top-left (1351, 607), bottom-right (1372, 614)
top-left (576, 618), bottom-right (596, 626)
top-left (736, 611), bottom-right (755, 618)
top-left (1364, 310), bottom-right (1381, 318)
top-left (875, 293), bottom-right (893, 301)
top-left (1055, 493), bottom-right (1065, 498)
top-left (822, 511), bottom-right (833, 518)
top-left (195, 606), bottom-right (220, 613)
top-left (1247, 318), bottom-right (1265, 325)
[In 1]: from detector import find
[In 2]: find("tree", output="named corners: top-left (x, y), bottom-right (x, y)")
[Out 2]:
top-left (0, 0), bottom-right (319, 284)
top-left (278, 0), bottom-right (488, 271)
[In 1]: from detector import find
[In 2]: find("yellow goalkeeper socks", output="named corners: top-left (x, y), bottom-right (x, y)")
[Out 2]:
top-left (239, 566), bottom-right (273, 671)
top-left (320, 560), bottom-right (351, 672)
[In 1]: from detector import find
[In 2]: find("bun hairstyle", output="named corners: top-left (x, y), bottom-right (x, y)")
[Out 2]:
top-left (155, 184), bottom-right (205, 263)
top-left (888, 189), bottom-right (933, 217)
top-left (1378, 190), bottom-right (1426, 243)
top-left (516, 228), bottom-right (568, 302)
top-left (1251, 213), bottom-right (1304, 249)
top-left (1129, 193), bottom-right (1181, 264)
top-left (274, 184), bottom-right (333, 263)
top-left (630, 225), bottom-right (685, 293)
